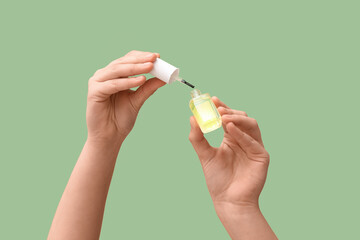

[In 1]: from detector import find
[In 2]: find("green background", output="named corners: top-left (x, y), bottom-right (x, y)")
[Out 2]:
top-left (1, 0), bottom-right (359, 239)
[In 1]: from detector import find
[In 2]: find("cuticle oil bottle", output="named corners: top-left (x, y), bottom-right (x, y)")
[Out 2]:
top-left (189, 89), bottom-right (222, 133)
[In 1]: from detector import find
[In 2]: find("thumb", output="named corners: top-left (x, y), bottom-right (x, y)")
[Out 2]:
top-left (132, 77), bottom-right (166, 110)
top-left (189, 116), bottom-right (215, 163)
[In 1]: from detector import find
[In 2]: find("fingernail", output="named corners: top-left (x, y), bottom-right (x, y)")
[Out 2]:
top-left (145, 53), bottom-right (155, 58)
top-left (143, 62), bottom-right (152, 66)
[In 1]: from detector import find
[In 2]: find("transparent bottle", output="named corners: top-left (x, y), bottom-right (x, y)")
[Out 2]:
top-left (189, 89), bottom-right (222, 133)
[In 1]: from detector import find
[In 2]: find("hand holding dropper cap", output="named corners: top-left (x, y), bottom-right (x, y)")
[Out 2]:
top-left (149, 58), bottom-right (195, 88)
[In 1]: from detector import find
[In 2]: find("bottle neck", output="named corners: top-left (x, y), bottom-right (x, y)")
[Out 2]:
top-left (191, 89), bottom-right (201, 98)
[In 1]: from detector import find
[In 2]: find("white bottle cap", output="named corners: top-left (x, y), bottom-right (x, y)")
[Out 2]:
top-left (149, 58), bottom-right (180, 84)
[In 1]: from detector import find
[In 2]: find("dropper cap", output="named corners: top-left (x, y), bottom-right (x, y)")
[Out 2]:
top-left (149, 58), bottom-right (180, 84)
top-left (149, 58), bottom-right (195, 88)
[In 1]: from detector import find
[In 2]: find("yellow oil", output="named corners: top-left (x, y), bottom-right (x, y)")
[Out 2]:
top-left (189, 90), bottom-right (222, 133)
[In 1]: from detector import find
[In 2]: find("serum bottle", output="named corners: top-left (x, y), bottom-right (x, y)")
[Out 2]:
top-left (189, 89), bottom-right (222, 133)
top-left (149, 58), bottom-right (220, 133)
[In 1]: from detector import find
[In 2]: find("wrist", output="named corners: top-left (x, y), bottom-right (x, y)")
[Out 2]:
top-left (87, 131), bottom-right (125, 146)
top-left (213, 201), bottom-right (277, 240)
top-left (86, 136), bottom-right (123, 152)
top-left (214, 201), bottom-right (261, 221)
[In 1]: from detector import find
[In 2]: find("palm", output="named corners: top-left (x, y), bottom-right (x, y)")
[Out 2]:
top-left (112, 90), bottom-right (139, 137)
top-left (87, 86), bottom-right (157, 141)
top-left (202, 133), bottom-right (269, 205)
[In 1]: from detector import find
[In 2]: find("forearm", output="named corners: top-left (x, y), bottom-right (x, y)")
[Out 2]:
top-left (214, 202), bottom-right (277, 240)
top-left (48, 138), bottom-right (122, 240)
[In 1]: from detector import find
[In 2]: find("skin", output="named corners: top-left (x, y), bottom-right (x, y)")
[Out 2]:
top-left (48, 50), bottom-right (277, 240)
top-left (189, 99), bottom-right (278, 240)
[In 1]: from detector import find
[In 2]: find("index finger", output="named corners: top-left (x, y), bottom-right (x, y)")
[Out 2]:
top-left (125, 50), bottom-right (160, 58)
top-left (110, 52), bottom-right (157, 65)
top-left (92, 62), bottom-right (154, 82)
top-left (212, 96), bottom-right (230, 109)
top-left (226, 122), bottom-right (266, 157)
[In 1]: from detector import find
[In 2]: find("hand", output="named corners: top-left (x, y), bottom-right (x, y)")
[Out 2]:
top-left (86, 50), bottom-right (165, 143)
top-left (189, 97), bottom-right (270, 210)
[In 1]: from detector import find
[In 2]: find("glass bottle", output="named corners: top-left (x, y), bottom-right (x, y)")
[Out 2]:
top-left (189, 89), bottom-right (222, 133)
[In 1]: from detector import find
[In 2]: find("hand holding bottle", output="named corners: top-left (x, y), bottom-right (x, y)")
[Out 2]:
top-left (189, 97), bottom-right (277, 239)
top-left (86, 50), bottom-right (165, 144)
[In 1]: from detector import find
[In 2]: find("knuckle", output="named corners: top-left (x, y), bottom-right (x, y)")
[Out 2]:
top-left (111, 58), bottom-right (123, 64)
top-left (88, 77), bottom-right (94, 84)
top-left (109, 80), bottom-right (118, 87)
top-left (89, 69), bottom-right (103, 82)
top-left (124, 80), bottom-right (133, 89)
top-left (249, 118), bottom-right (258, 128)
top-left (221, 114), bottom-right (230, 121)
top-left (128, 50), bottom-right (139, 55)
top-left (144, 62), bottom-right (153, 70)
top-left (263, 151), bottom-right (270, 164)
top-left (88, 76), bottom-right (97, 85)
top-left (94, 69), bottom-right (102, 75)
top-left (218, 106), bottom-right (227, 112)
top-left (87, 88), bottom-right (97, 100)
top-left (111, 80), bottom-right (124, 90)
top-left (241, 111), bottom-right (248, 116)
top-left (129, 64), bottom-right (137, 74)
top-left (188, 133), bottom-right (195, 142)
top-left (109, 64), bottom-right (119, 74)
